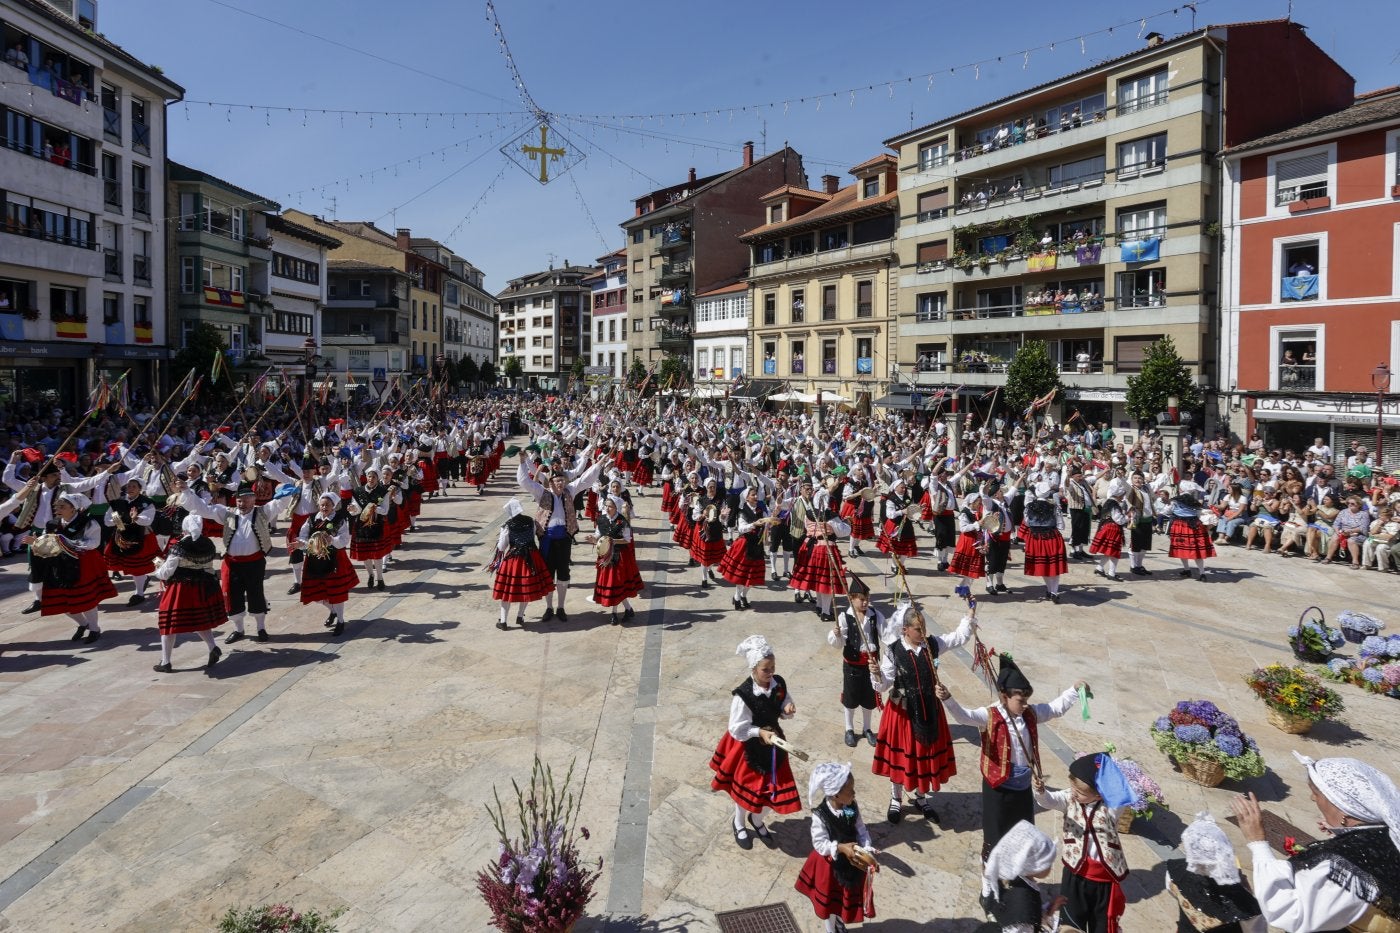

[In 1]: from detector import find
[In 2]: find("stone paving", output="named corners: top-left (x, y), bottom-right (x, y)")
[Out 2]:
top-left (0, 464), bottom-right (1396, 932)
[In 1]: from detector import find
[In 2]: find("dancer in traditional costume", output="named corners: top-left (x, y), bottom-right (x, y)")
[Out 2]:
top-left (871, 602), bottom-right (973, 824)
top-left (1166, 814), bottom-right (1264, 933)
top-left (490, 499), bottom-right (553, 630)
top-left (294, 492), bottom-right (359, 637)
top-left (1089, 479), bottom-right (1130, 582)
top-left (785, 477), bottom-right (818, 604)
top-left (151, 514), bottom-right (225, 672)
top-left (181, 481), bottom-right (283, 643)
top-left (924, 465), bottom-right (960, 571)
top-left (949, 492), bottom-right (987, 597)
top-left (981, 483), bottom-right (1014, 597)
top-left (710, 635), bottom-right (801, 850)
top-left (517, 451), bottom-right (607, 624)
top-left (841, 471), bottom-right (876, 558)
top-left (719, 487), bottom-right (770, 610)
top-left (980, 820), bottom-right (1064, 933)
top-left (796, 762), bottom-right (878, 933)
top-left (1168, 481), bottom-right (1215, 581)
top-left (690, 477), bottom-right (727, 589)
top-left (25, 491), bottom-right (117, 642)
top-left (348, 467), bottom-right (398, 592)
top-left (790, 480), bottom-right (851, 623)
top-left (1125, 471), bottom-right (1155, 577)
top-left (102, 478), bottom-right (159, 606)
top-left (1022, 483), bottom-right (1068, 604)
top-left (876, 478), bottom-right (918, 575)
top-left (827, 574), bottom-right (883, 749)
top-left (589, 495), bottom-right (643, 625)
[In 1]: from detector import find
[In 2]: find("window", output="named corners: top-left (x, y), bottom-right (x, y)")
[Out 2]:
top-left (608, 319), bottom-right (616, 342)
top-left (1274, 151), bottom-right (1329, 206)
top-left (1113, 335), bottom-right (1162, 374)
top-left (631, 229), bottom-right (642, 243)
top-left (180, 256), bottom-right (196, 293)
top-left (856, 280), bottom-right (873, 318)
top-left (917, 139), bottom-right (948, 170)
top-left (101, 83), bottom-right (120, 141)
top-left (102, 153), bottom-right (120, 209)
top-left (1117, 269), bottom-right (1166, 308)
top-left (756, 241), bottom-right (784, 264)
top-left (791, 339), bottom-right (805, 374)
top-left (789, 233), bottom-right (814, 256)
top-left (411, 301), bottom-right (417, 329)
top-left (822, 285), bottom-right (837, 321)
top-left (696, 348), bottom-right (709, 372)
top-left (103, 291), bottom-right (121, 325)
top-left (1275, 329), bottom-right (1320, 390)
top-left (133, 230), bottom-right (150, 283)
top-left (178, 192), bottom-right (197, 230)
top-left (769, 204), bottom-right (784, 223)
top-left (130, 97), bottom-right (150, 153)
top-left (763, 292), bottom-right (776, 326)
top-left (790, 289), bottom-right (804, 324)
top-left (916, 240), bottom-right (948, 269)
top-left (1117, 202), bottom-right (1167, 240)
top-left (916, 292), bottom-right (946, 321)
top-left (1280, 241), bottom-right (1321, 302)
top-left (862, 177), bottom-right (880, 198)
top-left (633, 319), bottom-right (642, 332)
top-left (131, 163), bottom-right (149, 217)
top-left (731, 347), bottom-right (743, 374)
top-left (271, 311), bottom-right (313, 336)
top-left (201, 259), bottom-right (243, 292)
top-left (820, 226), bottom-right (849, 251)
top-left (1047, 155), bottom-right (1105, 188)
top-left (822, 338), bottom-right (837, 374)
top-left (231, 208), bottom-right (244, 240)
top-left (133, 296), bottom-right (150, 325)
top-left (632, 258), bottom-right (643, 273)
top-left (1117, 133), bottom-right (1167, 176)
top-left (917, 189), bottom-right (949, 222)
top-left (632, 289), bottom-right (642, 303)
top-left (50, 285), bottom-right (81, 318)
top-left (1040, 93), bottom-right (1106, 133)
top-left (1118, 68), bottom-right (1168, 114)
top-left (855, 337), bottom-right (872, 372)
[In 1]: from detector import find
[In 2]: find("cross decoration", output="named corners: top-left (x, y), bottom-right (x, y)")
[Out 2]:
top-left (521, 123), bottom-right (565, 183)
top-left (501, 120), bottom-right (584, 186)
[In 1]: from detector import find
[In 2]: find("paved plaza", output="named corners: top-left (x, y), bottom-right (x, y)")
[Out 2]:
top-left (0, 462), bottom-right (1395, 932)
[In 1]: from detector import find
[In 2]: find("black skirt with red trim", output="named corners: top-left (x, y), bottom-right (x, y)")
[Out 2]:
top-left (870, 698), bottom-right (957, 794)
top-left (690, 533), bottom-right (726, 567)
top-left (709, 732), bottom-right (801, 814)
top-left (789, 541), bottom-right (847, 595)
top-left (300, 549), bottom-right (360, 605)
top-left (795, 851), bottom-right (873, 924)
top-left (595, 543), bottom-right (644, 607)
top-left (948, 532), bottom-right (985, 579)
top-left (1022, 527), bottom-right (1068, 578)
top-left (104, 532), bottom-right (161, 574)
top-left (157, 575), bottom-right (227, 635)
top-left (877, 519), bottom-right (918, 557)
top-left (492, 550), bottom-right (553, 603)
top-left (1089, 522), bottom-right (1125, 559)
top-left (718, 537), bottom-right (766, 586)
top-left (1168, 518), bottom-right (1216, 559)
top-left (41, 549), bottom-right (117, 616)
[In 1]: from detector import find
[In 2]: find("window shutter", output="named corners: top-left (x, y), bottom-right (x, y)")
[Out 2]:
top-left (917, 240), bottom-right (948, 263)
top-left (1114, 335), bottom-right (1160, 372)
top-left (917, 189), bottom-right (949, 213)
top-left (1276, 152), bottom-right (1328, 184)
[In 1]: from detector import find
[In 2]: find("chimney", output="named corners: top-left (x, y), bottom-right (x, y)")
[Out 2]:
top-left (396, 227), bottom-right (411, 249)
top-left (688, 167), bottom-right (697, 184)
top-left (821, 174), bottom-right (840, 195)
top-left (742, 141), bottom-right (754, 168)
top-left (1145, 31), bottom-right (1164, 47)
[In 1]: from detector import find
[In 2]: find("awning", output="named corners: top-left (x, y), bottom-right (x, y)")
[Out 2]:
top-left (874, 394), bottom-right (916, 410)
top-left (771, 390), bottom-right (816, 404)
top-left (730, 378), bottom-right (783, 402)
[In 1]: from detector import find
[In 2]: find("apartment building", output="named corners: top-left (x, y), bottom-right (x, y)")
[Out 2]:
top-left (741, 156), bottom-right (899, 411)
top-left (496, 263), bottom-right (593, 391)
top-left (692, 283), bottom-right (749, 387)
top-left (0, 0), bottom-right (181, 406)
top-left (409, 238), bottom-right (495, 377)
top-left (884, 20), bottom-right (1353, 428)
top-left (262, 213), bottom-right (339, 369)
top-left (1220, 87), bottom-right (1400, 460)
top-left (621, 143), bottom-right (807, 372)
top-left (587, 248), bottom-right (628, 379)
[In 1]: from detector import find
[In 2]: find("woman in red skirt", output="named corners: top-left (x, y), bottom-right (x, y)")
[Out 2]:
top-left (583, 481), bottom-right (602, 525)
top-left (719, 488), bottom-right (771, 610)
top-left (1167, 482), bottom-right (1215, 580)
top-left (948, 492), bottom-right (987, 597)
top-left (1089, 478), bottom-right (1130, 582)
top-left (659, 461), bottom-right (677, 514)
top-left (841, 472), bottom-right (877, 558)
top-left (349, 468), bottom-right (398, 591)
top-left (876, 478), bottom-right (919, 575)
top-left (295, 493), bottom-right (360, 637)
top-left (24, 492), bottom-right (117, 642)
top-left (588, 496), bottom-right (643, 624)
top-left (690, 477), bottom-right (727, 588)
top-left (671, 472), bottom-right (700, 549)
top-left (491, 499), bottom-right (553, 630)
top-left (872, 602), bottom-right (974, 824)
top-left (151, 514), bottom-right (225, 672)
top-left (789, 490), bottom-right (851, 623)
top-left (416, 445), bottom-right (440, 499)
top-left (796, 763), bottom-right (878, 933)
top-left (102, 479), bottom-right (160, 606)
top-left (711, 635), bottom-right (801, 850)
top-left (1022, 484), bottom-right (1069, 604)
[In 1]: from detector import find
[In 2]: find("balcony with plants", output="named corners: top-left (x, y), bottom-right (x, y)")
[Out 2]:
top-left (943, 214), bottom-right (1108, 280)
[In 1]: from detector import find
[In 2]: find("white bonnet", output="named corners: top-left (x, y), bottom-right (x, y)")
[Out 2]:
top-left (181, 513), bottom-right (204, 540)
top-left (1181, 812), bottom-right (1240, 885)
top-left (503, 499), bottom-right (523, 519)
top-left (807, 761), bottom-right (853, 806)
top-left (736, 635), bottom-right (774, 670)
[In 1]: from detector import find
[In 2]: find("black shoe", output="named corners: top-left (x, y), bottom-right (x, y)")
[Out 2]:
top-left (288, 583), bottom-right (301, 594)
top-left (1049, 592), bottom-right (1061, 604)
top-left (985, 586), bottom-right (997, 596)
top-left (771, 571), bottom-right (780, 581)
top-left (1093, 568), bottom-right (1105, 578)
top-left (623, 606), bottom-right (635, 620)
top-left (887, 800), bottom-right (904, 824)
top-left (732, 596), bottom-right (742, 610)
top-left (254, 630), bottom-right (269, 643)
top-left (1106, 574), bottom-right (1123, 582)
top-left (701, 579), bottom-right (711, 589)
top-left (83, 629), bottom-right (101, 644)
top-left (324, 613), bottom-right (336, 628)
top-left (739, 596), bottom-right (751, 609)
top-left (864, 729), bottom-right (877, 747)
top-left (746, 813), bottom-right (775, 846)
top-left (916, 796), bottom-right (942, 824)
top-left (556, 610), bottom-right (568, 623)
top-left (127, 593), bottom-right (145, 606)
top-left (845, 729), bottom-right (858, 748)
top-left (364, 581), bottom-right (377, 592)
top-left (1139, 567), bottom-right (1153, 575)
top-left (611, 613), bottom-right (621, 626)
top-left (71, 625), bottom-right (87, 641)
top-left (1130, 566), bottom-right (1149, 576)
top-left (1197, 571), bottom-right (1207, 582)
top-left (732, 822), bottom-right (753, 850)
top-left (995, 584), bottom-right (1009, 593)
top-left (23, 600), bottom-right (42, 614)
top-left (152, 662), bottom-right (173, 673)
top-left (937, 561), bottom-right (950, 572)
top-left (331, 620), bottom-right (344, 636)
top-left (225, 631), bottom-right (246, 644)
top-left (375, 580), bottom-right (386, 592)
top-left (793, 592), bottom-right (803, 603)
top-left (206, 647), bottom-right (222, 669)
top-left (516, 616), bottom-right (526, 627)
top-left (541, 607), bottom-right (555, 622)
top-left (1178, 569), bottom-right (1191, 577)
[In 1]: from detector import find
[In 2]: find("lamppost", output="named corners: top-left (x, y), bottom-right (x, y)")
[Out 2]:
top-left (302, 336), bottom-right (318, 415)
top-left (1373, 363), bottom-right (1391, 468)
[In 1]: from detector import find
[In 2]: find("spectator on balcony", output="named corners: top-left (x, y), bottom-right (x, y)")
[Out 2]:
top-left (994, 125), bottom-right (1010, 149)
top-left (1009, 177), bottom-right (1023, 196)
top-left (1059, 111), bottom-right (1072, 133)
top-left (1069, 108), bottom-right (1082, 128)
top-left (1011, 120), bottom-right (1026, 145)
top-left (1084, 288), bottom-right (1102, 311)
top-left (5, 43), bottom-right (29, 70)
top-left (1287, 258), bottom-right (1316, 276)
top-left (1075, 348), bottom-right (1091, 374)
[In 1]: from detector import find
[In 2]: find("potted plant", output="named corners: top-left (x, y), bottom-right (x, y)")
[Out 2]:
top-left (1150, 700), bottom-right (1267, 787)
top-left (1289, 607), bottom-right (1344, 663)
top-left (477, 757), bottom-right (601, 933)
top-left (977, 254), bottom-right (992, 271)
top-left (1245, 664), bottom-right (1344, 734)
top-left (1097, 744), bottom-right (1168, 833)
top-left (217, 904), bottom-right (341, 932)
top-left (20, 307), bottom-right (40, 322)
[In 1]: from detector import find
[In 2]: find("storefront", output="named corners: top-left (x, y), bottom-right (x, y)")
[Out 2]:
top-left (1250, 395), bottom-right (1400, 466)
top-left (0, 341), bottom-right (170, 415)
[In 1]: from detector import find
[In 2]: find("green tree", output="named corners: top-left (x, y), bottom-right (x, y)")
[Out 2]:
top-left (457, 355), bottom-right (479, 386)
top-left (171, 322), bottom-right (235, 402)
top-left (478, 359), bottom-right (497, 386)
top-left (570, 357), bottom-right (586, 378)
top-left (1125, 336), bottom-right (1202, 423)
top-left (501, 355), bottom-right (523, 385)
top-left (627, 358), bottom-right (646, 386)
top-left (1003, 340), bottom-right (1062, 416)
top-left (657, 354), bottom-right (689, 391)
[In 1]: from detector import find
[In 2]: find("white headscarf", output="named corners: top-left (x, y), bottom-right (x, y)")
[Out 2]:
top-left (1033, 480), bottom-right (1053, 500)
top-left (807, 761), bottom-right (853, 806)
top-left (1107, 478), bottom-right (1128, 499)
top-left (58, 491), bottom-right (90, 512)
top-left (1181, 812), bottom-right (1241, 885)
top-left (503, 499), bottom-right (523, 519)
top-left (736, 635), bottom-right (773, 670)
top-left (181, 513), bottom-right (204, 540)
top-left (883, 600), bottom-right (918, 645)
top-left (607, 495), bottom-right (627, 513)
top-left (982, 820), bottom-right (1057, 900)
top-left (1296, 751), bottom-right (1400, 849)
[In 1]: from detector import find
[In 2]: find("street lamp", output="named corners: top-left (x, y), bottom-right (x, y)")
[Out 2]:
top-left (1373, 363), bottom-right (1391, 468)
top-left (302, 336), bottom-right (318, 414)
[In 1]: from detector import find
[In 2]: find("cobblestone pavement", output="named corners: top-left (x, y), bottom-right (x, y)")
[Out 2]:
top-left (0, 465), bottom-right (1394, 932)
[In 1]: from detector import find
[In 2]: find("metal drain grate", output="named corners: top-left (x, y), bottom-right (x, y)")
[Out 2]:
top-left (715, 903), bottom-right (802, 933)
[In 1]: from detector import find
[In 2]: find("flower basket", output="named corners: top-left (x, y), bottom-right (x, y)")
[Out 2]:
top-left (1116, 809), bottom-right (1135, 833)
top-left (1267, 707), bottom-right (1313, 734)
top-left (1246, 664), bottom-right (1342, 728)
top-left (1179, 753), bottom-right (1226, 787)
top-left (1150, 700), bottom-right (1266, 784)
top-left (1289, 607), bottom-right (1342, 663)
top-left (1337, 610), bottom-right (1384, 645)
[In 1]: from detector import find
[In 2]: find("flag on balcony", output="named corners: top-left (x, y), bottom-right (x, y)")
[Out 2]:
top-left (1027, 252), bottom-right (1058, 272)
top-left (1118, 238), bottom-right (1160, 263)
top-left (1281, 274), bottom-right (1318, 300)
top-left (134, 323), bottom-right (153, 344)
top-left (1074, 243), bottom-right (1102, 265)
top-left (55, 320), bottom-right (87, 339)
top-left (203, 287), bottom-right (245, 308)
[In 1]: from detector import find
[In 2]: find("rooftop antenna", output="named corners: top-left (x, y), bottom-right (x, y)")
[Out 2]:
top-left (546, 251), bottom-right (558, 270)
top-left (761, 119), bottom-right (767, 155)
top-left (325, 195), bottom-right (338, 219)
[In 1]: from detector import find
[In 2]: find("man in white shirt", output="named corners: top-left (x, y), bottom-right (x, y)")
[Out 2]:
top-left (517, 452), bottom-right (607, 624)
top-left (182, 482), bottom-right (284, 643)
top-left (1307, 437), bottom-right (1333, 462)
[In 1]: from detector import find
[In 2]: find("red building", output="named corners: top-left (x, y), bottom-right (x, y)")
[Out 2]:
top-left (1220, 88), bottom-right (1400, 464)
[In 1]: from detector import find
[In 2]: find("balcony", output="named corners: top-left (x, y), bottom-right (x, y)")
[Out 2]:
top-left (751, 240), bottom-right (894, 277)
top-left (132, 122), bottom-right (151, 154)
top-left (1279, 364), bottom-right (1316, 391)
top-left (327, 293), bottom-right (402, 310)
top-left (658, 288), bottom-right (690, 315)
top-left (657, 226), bottom-right (691, 251)
top-left (659, 260), bottom-right (691, 283)
top-left (103, 248), bottom-right (122, 281)
top-left (659, 330), bottom-right (693, 352)
top-left (132, 254), bottom-right (151, 284)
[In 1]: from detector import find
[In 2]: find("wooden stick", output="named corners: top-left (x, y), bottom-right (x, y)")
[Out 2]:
top-left (130, 367), bottom-right (198, 443)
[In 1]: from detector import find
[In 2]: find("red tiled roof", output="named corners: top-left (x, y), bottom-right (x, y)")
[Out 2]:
top-left (739, 188), bottom-right (897, 241)
top-left (758, 184), bottom-right (831, 202)
top-left (1223, 88), bottom-right (1400, 155)
top-left (848, 153), bottom-right (897, 173)
top-left (696, 282), bottom-right (749, 297)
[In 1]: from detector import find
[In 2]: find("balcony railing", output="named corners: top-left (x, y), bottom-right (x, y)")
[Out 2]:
top-left (103, 248), bottom-right (122, 279)
top-left (132, 122), bottom-right (150, 154)
top-left (660, 260), bottom-right (691, 282)
top-left (658, 226), bottom-right (691, 249)
top-left (104, 179), bottom-right (121, 209)
top-left (132, 190), bottom-right (150, 217)
top-left (1117, 89), bottom-right (1169, 115)
top-left (1, 217), bottom-right (95, 251)
top-left (1276, 180), bottom-right (1328, 208)
top-left (103, 107), bottom-right (121, 141)
top-left (1058, 360), bottom-right (1106, 375)
top-left (1279, 364), bottom-right (1316, 390)
top-left (133, 255), bottom-right (151, 284)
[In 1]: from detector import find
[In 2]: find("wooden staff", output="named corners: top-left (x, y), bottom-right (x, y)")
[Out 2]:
top-left (148, 374), bottom-right (205, 451)
top-left (128, 367), bottom-right (198, 444)
top-left (242, 382), bottom-right (293, 436)
top-left (208, 364), bottom-right (275, 436)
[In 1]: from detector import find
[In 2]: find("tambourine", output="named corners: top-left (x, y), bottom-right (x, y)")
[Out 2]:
top-left (595, 536), bottom-right (612, 560)
top-left (979, 511), bottom-right (1003, 533)
top-left (847, 847), bottom-right (880, 872)
top-left (860, 487), bottom-right (878, 502)
top-left (28, 532), bottom-right (67, 558)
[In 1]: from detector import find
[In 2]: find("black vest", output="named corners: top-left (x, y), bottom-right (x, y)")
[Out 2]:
top-left (732, 674), bottom-right (787, 774)
top-left (505, 514), bottom-right (538, 556)
top-left (841, 609), bottom-right (876, 664)
top-left (1288, 827), bottom-right (1400, 930)
top-left (812, 802), bottom-right (866, 890)
top-left (892, 642), bottom-right (940, 744)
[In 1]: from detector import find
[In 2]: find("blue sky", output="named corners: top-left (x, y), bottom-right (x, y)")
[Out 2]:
top-left (102, 0), bottom-right (1396, 292)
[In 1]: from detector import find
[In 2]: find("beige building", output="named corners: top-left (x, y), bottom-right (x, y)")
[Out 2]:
top-left (740, 156), bottom-right (899, 411)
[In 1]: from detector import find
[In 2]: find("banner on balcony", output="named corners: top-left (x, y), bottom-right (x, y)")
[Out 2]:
top-left (134, 324), bottom-right (154, 344)
top-left (203, 287), bottom-right (246, 308)
top-left (1027, 252), bottom-right (1058, 272)
top-left (659, 289), bottom-right (687, 308)
top-left (763, 359), bottom-right (776, 375)
top-left (1281, 274), bottom-right (1319, 301)
top-left (1074, 243), bottom-right (1102, 265)
top-left (856, 357), bottom-right (873, 374)
top-left (1119, 238), bottom-right (1160, 263)
top-left (0, 317), bottom-right (23, 341)
top-left (55, 320), bottom-right (87, 339)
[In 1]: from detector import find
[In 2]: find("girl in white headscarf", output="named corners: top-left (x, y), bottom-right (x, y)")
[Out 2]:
top-left (709, 635), bottom-right (800, 850)
top-left (586, 495), bottom-right (643, 625)
top-left (21, 491), bottom-right (116, 642)
top-left (1167, 813), bottom-right (1264, 932)
top-left (293, 492), bottom-right (359, 637)
top-left (981, 820), bottom-right (1062, 932)
top-left (151, 513), bottom-right (225, 672)
top-left (490, 498), bottom-right (552, 631)
top-left (1089, 478), bottom-right (1130, 582)
top-left (795, 761), bottom-right (877, 932)
top-left (1232, 753), bottom-right (1400, 932)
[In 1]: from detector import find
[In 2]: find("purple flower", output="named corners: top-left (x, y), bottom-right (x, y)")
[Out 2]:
top-left (1287, 626), bottom-right (1301, 638)
top-left (1215, 720), bottom-right (1242, 740)
top-left (1154, 716), bottom-right (1172, 732)
top-left (1215, 734), bottom-right (1244, 757)
top-left (1362, 667), bottom-right (1386, 684)
top-left (1174, 724), bottom-right (1211, 744)
top-left (1358, 636), bottom-right (1385, 657)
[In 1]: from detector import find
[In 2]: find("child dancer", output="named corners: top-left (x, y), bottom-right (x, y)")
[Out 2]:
top-left (980, 820), bottom-right (1064, 932)
top-left (796, 762), bottom-right (878, 933)
top-left (588, 495), bottom-right (643, 625)
top-left (1022, 482), bottom-right (1068, 604)
top-left (150, 514), bottom-right (225, 672)
top-left (1089, 478), bottom-right (1130, 582)
top-left (948, 491), bottom-right (987, 597)
top-left (1167, 814), bottom-right (1264, 933)
top-left (719, 487), bottom-right (770, 610)
top-left (827, 574), bottom-right (883, 748)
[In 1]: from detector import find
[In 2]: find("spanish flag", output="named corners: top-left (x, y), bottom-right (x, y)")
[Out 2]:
top-left (203, 287), bottom-right (245, 308)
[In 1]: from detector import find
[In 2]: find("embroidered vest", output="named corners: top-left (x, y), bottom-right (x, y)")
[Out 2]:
top-left (1062, 800), bottom-right (1128, 880)
top-left (981, 706), bottom-right (1040, 788)
top-left (840, 609), bottom-right (877, 664)
top-left (222, 508), bottom-right (271, 556)
top-left (535, 490), bottom-right (578, 536)
top-left (732, 674), bottom-right (787, 774)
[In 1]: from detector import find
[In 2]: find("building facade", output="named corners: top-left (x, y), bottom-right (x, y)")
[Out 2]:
top-left (692, 282), bottom-right (750, 389)
top-left (496, 264), bottom-right (592, 391)
top-left (1220, 88), bottom-right (1400, 462)
top-left (0, 0), bottom-right (181, 407)
top-left (411, 238), bottom-right (496, 377)
top-left (261, 213), bottom-right (339, 370)
top-left (588, 248), bottom-right (628, 378)
top-left (742, 157), bottom-right (898, 411)
top-left (884, 20), bottom-right (1353, 428)
top-left (401, 233), bottom-right (444, 374)
top-left (621, 144), bottom-right (807, 373)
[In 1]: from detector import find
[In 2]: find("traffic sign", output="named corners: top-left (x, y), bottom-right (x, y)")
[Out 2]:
top-left (371, 367), bottom-right (388, 396)
top-left (584, 365), bottom-right (612, 376)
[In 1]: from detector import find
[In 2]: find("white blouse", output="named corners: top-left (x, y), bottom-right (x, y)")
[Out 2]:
top-left (1247, 838), bottom-right (1370, 932)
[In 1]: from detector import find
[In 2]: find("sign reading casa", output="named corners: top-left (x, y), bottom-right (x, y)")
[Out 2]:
top-left (1252, 395), bottom-right (1400, 426)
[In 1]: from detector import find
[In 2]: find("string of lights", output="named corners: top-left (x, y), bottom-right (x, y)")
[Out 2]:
top-left (370, 115), bottom-right (535, 224)
top-left (567, 170), bottom-right (614, 254)
top-left (484, 0), bottom-right (546, 119)
top-left (177, 99), bottom-right (525, 122)
top-left (442, 162), bottom-right (512, 245)
top-left (558, 114), bottom-right (864, 172)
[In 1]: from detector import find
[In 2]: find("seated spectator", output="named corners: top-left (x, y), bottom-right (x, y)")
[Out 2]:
top-left (5, 42), bottom-right (29, 70)
top-left (1362, 507), bottom-right (1398, 571)
top-left (1011, 120), bottom-right (1025, 144)
top-left (1214, 483), bottom-right (1251, 544)
top-left (1323, 496), bottom-right (1369, 567)
top-left (1278, 495), bottom-right (1310, 556)
top-left (1244, 491), bottom-right (1286, 553)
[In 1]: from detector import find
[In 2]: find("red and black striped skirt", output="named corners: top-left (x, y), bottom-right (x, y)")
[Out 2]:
top-left (690, 533), bottom-right (726, 567)
top-left (1022, 528), bottom-right (1068, 577)
top-left (1168, 518), bottom-right (1216, 560)
top-left (157, 575), bottom-right (227, 635)
top-left (594, 543), bottom-right (644, 607)
top-left (790, 541), bottom-right (847, 595)
top-left (948, 532), bottom-right (985, 578)
top-left (1089, 522), bottom-right (1125, 560)
top-left (300, 549), bottom-right (360, 605)
top-left (718, 537), bottom-right (766, 587)
top-left (795, 851), bottom-right (874, 924)
top-left (871, 698), bottom-right (957, 793)
top-left (709, 732), bottom-right (801, 814)
top-left (104, 533), bottom-right (161, 574)
top-left (41, 549), bottom-right (117, 616)
top-left (492, 550), bottom-right (553, 603)
top-left (877, 519), bottom-right (918, 557)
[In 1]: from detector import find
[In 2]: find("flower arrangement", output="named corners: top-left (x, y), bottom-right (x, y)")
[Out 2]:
top-left (1323, 635), bottom-right (1400, 699)
top-left (1337, 611), bottom-right (1385, 645)
top-left (1288, 611), bottom-right (1344, 663)
top-left (1149, 699), bottom-right (1267, 783)
top-left (1101, 744), bottom-right (1168, 820)
top-left (1245, 665), bottom-right (1344, 722)
top-left (477, 756), bottom-right (601, 933)
top-left (217, 904), bottom-right (341, 933)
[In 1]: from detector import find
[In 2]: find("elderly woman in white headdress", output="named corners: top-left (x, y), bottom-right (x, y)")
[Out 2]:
top-left (980, 820), bottom-right (1064, 932)
top-left (151, 513), bottom-right (226, 672)
top-left (21, 490), bottom-right (116, 642)
top-left (1021, 481), bottom-right (1068, 604)
top-left (1166, 813), bottom-right (1264, 933)
top-left (490, 499), bottom-right (553, 631)
top-left (293, 491), bottom-right (359, 636)
top-left (795, 761), bottom-right (878, 933)
top-left (1232, 753), bottom-right (1400, 932)
top-left (1088, 477), bottom-right (1131, 582)
top-left (1167, 480), bottom-right (1215, 580)
top-left (587, 495), bottom-right (643, 625)
top-left (709, 635), bottom-right (801, 850)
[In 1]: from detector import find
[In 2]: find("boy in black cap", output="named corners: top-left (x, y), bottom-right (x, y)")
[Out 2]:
top-left (826, 573), bottom-right (884, 748)
top-left (938, 652), bottom-right (1085, 859)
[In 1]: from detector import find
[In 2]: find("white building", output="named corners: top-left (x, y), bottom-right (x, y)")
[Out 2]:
top-left (588, 249), bottom-right (628, 378)
top-left (259, 213), bottom-right (339, 369)
top-left (456, 258), bottom-right (496, 371)
top-left (693, 283), bottom-right (749, 386)
top-left (0, 0), bottom-right (182, 407)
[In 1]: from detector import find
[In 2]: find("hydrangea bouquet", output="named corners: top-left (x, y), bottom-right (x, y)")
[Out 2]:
top-left (1324, 635), bottom-right (1400, 699)
top-left (1245, 664), bottom-right (1344, 722)
top-left (1149, 699), bottom-right (1267, 782)
top-left (1100, 743), bottom-right (1168, 819)
top-left (477, 757), bottom-right (601, 933)
top-left (1288, 613), bottom-right (1344, 663)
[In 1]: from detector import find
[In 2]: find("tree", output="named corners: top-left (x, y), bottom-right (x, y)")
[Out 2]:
top-left (1003, 340), bottom-right (1062, 416)
top-left (478, 359), bottom-right (497, 387)
top-left (171, 322), bottom-right (235, 403)
top-left (657, 353), bottom-right (690, 392)
top-left (570, 357), bottom-right (586, 378)
top-left (1125, 335), bottom-right (1202, 424)
top-left (627, 358), bottom-right (646, 386)
top-left (457, 355), bottom-right (479, 386)
top-left (501, 355), bottom-right (523, 386)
